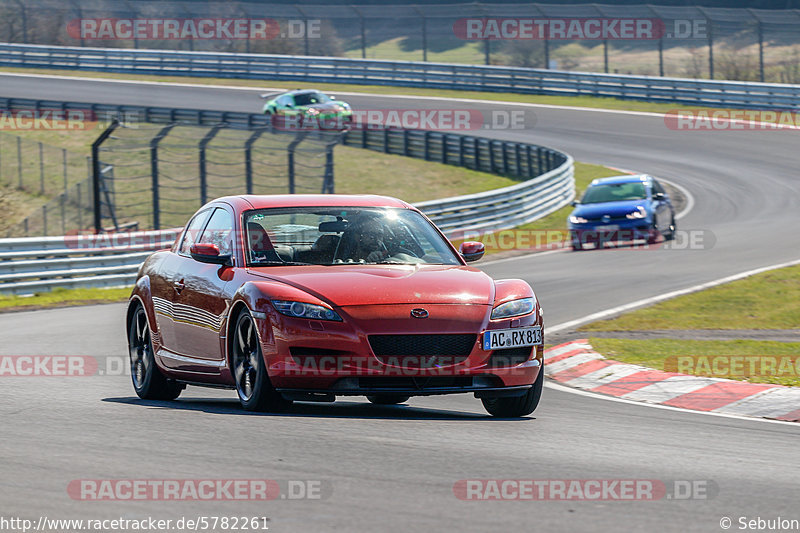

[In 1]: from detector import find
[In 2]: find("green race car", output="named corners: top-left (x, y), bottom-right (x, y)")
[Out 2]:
top-left (261, 89), bottom-right (353, 130)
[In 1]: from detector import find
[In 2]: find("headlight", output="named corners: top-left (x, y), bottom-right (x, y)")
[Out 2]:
top-left (271, 300), bottom-right (342, 321)
top-left (491, 297), bottom-right (536, 320)
top-left (569, 215), bottom-right (588, 224)
top-left (626, 206), bottom-right (647, 219)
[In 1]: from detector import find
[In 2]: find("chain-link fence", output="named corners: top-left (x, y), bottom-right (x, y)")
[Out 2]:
top-left (1, 122), bottom-right (340, 237)
top-left (93, 122), bottom-right (340, 232)
top-left (1, 1), bottom-right (800, 82)
top-left (0, 132), bottom-right (93, 237)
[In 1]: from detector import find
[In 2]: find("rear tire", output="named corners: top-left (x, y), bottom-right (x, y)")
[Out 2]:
top-left (128, 305), bottom-right (183, 401)
top-left (232, 310), bottom-right (292, 413)
top-left (482, 366), bottom-right (544, 418)
top-left (367, 395), bottom-right (410, 405)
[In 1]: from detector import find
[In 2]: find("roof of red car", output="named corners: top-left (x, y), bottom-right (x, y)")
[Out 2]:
top-left (215, 194), bottom-right (414, 210)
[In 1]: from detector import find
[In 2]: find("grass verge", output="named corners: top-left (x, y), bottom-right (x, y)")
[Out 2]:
top-left (0, 286), bottom-right (131, 313)
top-left (581, 265), bottom-right (800, 331)
top-left (588, 337), bottom-right (800, 387)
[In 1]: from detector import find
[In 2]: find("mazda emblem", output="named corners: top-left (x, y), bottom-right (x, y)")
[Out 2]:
top-left (410, 308), bottom-right (429, 319)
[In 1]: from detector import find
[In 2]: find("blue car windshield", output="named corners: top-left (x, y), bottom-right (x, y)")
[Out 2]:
top-left (581, 182), bottom-right (647, 204)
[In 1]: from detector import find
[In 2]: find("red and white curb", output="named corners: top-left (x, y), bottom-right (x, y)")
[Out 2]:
top-left (544, 340), bottom-right (800, 423)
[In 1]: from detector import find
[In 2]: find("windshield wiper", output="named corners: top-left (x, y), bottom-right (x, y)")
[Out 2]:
top-left (250, 261), bottom-right (311, 266)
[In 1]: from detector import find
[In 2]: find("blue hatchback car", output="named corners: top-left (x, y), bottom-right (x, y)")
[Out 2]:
top-left (567, 175), bottom-right (676, 251)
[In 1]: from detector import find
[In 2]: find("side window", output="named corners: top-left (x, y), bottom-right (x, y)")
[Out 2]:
top-left (197, 208), bottom-right (234, 255)
top-left (278, 95), bottom-right (293, 107)
top-left (178, 209), bottom-right (212, 255)
top-left (652, 179), bottom-right (666, 195)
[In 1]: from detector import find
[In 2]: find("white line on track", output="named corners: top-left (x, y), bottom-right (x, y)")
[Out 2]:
top-left (544, 381), bottom-right (800, 427)
top-left (547, 257), bottom-right (800, 334)
top-left (4, 71), bottom-right (799, 131)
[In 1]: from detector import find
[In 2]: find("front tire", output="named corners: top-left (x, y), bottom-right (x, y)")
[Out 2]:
top-left (232, 310), bottom-right (292, 413)
top-left (128, 305), bottom-right (182, 400)
top-left (664, 216), bottom-right (676, 241)
top-left (367, 395), bottom-right (410, 405)
top-left (482, 366), bottom-right (544, 417)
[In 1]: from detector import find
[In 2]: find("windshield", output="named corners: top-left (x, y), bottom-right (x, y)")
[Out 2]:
top-left (581, 182), bottom-right (647, 204)
top-left (244, 207), bottom-right (461, 266)
top-left (293, 92), bottom-right (331, 106)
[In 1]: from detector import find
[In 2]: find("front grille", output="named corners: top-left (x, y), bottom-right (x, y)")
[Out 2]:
top-left (369, 334), bottom-right (476, 356)
top-left (487, 347), bottom-right (532, 367)
top-left (368, 334), bottom-right (476, 368)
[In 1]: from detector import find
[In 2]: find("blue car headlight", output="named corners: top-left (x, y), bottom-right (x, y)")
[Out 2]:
top-left (569, 215), bottom-right (588, 224)
top-left (271, 300), bottom-right (342, 321)
top-left (491, 297), bottom-right (536, 320)
top-left (626, 206), bottom-right (647, 219)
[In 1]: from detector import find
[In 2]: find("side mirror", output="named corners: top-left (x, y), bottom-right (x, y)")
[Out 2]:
top-left (459, 241), bottom-right (485, 262)
top-left (190, 243), bottom-right (231, 266)
top-left (571, 200), bottom-right (579, 207)
top-left (653, 192), bottom-right (665, 200)
top-left (329, 96), bottom-right (337, 100)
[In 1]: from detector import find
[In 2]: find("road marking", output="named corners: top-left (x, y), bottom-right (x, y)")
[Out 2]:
top-left (548, 257), bottom-right (800, 334)
top-left (544, 381), bottom-right (800, 427)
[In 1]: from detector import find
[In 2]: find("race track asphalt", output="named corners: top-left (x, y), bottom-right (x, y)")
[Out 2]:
top-left (1, 73), bottom-right (799, 532)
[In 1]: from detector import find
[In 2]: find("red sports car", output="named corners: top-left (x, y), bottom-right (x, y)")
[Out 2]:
top-left (127, 195), bottom-right (544, 417)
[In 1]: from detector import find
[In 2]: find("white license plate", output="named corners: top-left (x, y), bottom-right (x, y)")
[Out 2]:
top-left (595, 225), bottom-right (619, 232)
top-left (483, 326), bottom-right (542, 351)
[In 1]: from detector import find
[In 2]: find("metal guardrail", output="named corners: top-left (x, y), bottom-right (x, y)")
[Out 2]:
top-left (0, 146), bottom-right (573, 295)
top-left (0, 229), bottom-right (179, 295)
top-left (2, 43), bottom-right (800, 109)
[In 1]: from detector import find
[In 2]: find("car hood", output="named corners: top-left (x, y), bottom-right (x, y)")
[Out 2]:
top-left (246, 264), bottom-right (493, 306)
top-left (572, 199), bottom-right (648, 218)
top-left (301, 102), bottom-right (349, 113)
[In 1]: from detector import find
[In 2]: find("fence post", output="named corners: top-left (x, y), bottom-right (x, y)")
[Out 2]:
top-left (62, 148), bottom-right (68, 197)
top-left (77, 182), bottom-right (82, 230)
top-left (198, 124), bottom-right (223, 205)
top-left (17, 136), bottom-right (22, 189)
top-left (149, 124), bottom-right (175, 230)
top-left (244, 129), bottom-right (265, 195)
top-left (287, 132), bottom-right (309, 195)
top-left (39, 142), bottom-right (44, 194)
top-left (60, 193), bottom-right (66, 234)
top-left (322, 140), bottom-right (336, 194)
top-left (91, 119), bottom-right (119, 233)
top-left (42, 205), bottom-right (47, 236)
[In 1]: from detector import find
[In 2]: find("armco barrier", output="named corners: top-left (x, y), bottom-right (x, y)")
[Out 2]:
top-left (1, 43), bottom-right (800, 109)
top-left (0, 149), bottom-right (573, 296)
top-left (0, 229), bottom-right (180, 295)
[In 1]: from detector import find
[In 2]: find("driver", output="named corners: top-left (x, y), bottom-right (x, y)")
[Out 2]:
top-left (347, 217), bottom-right (388, 262)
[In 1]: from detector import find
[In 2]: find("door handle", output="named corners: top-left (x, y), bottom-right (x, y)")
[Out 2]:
top-left (173, 279), bottom-right (185, 294)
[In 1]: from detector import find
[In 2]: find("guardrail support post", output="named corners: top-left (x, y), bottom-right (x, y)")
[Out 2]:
top-left (198, 124), bottom-right (223, 205)
top-left (149, 124), bottom-right (175, 231)
top-left (603, 40), bottom-right (609, 73)
top-left (91, 119), bottom-right (119, 233)
top-left (244, 129), bottom-right (265, 196)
